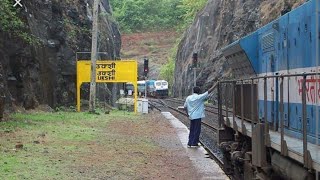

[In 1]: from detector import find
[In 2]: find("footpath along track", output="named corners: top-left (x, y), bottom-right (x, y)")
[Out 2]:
top-left (149, 98), bottom-right (226, 168)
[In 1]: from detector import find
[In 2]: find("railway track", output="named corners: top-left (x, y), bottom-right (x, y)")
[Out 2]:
top-left (150, 99), bottom-right (218, 132)
top-left (165, 98), bottom-right (233, 116)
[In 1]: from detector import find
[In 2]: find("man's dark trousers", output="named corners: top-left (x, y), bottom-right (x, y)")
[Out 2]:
top-left (188, 118), bottom-right (201, 146)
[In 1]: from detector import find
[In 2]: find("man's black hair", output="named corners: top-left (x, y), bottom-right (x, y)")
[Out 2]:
top-left (193, 86), bottom-right (201, 94)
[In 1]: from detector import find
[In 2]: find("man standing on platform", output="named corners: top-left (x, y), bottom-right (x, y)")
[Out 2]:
top-left (184, 85), bottom-right (216, 148)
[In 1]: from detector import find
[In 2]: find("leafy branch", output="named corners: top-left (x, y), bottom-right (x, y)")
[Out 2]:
top-left (0, 0), bottom-right (40, 45)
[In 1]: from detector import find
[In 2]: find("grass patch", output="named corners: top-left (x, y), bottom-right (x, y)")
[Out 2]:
top-left (0, 110), bottom-right (140, 179)
top-left (0, 153), bottom-right (69, 179)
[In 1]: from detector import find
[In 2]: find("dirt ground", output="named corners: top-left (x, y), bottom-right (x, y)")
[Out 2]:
top-left (120, 31), bottom-right (178, 79)
top-left (121, 31), bottom-right (177, 63)
top-left (104, 111), bottom-right (201, 179)
top-left (0, 110), bottom-right (202, 179)
top-left (74, 111), bottom-right (201, 179)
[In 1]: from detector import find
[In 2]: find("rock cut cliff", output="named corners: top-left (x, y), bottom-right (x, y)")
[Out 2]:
top-left (173, 0), bottom-right (305, 97)
top-left (0, 0), bottom-right (120, 114)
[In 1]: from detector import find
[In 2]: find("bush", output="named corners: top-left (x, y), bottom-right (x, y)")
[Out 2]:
top-left (0, 0), bottom-right (40, 44)
top-left (110, 0), bottom-right (184, 32)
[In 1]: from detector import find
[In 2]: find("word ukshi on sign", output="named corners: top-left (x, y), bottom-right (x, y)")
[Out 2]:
top-left (96, 63), bottom-right (116, 81)
top-left (76, 60), bottom-right (138, 112)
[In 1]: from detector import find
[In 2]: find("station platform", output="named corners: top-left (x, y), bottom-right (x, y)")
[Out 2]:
top-left (162, 112), bottom-right (228, 179)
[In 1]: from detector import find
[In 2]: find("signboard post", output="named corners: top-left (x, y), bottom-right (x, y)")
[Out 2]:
top-left (77, 60), bottom-right (138, 113)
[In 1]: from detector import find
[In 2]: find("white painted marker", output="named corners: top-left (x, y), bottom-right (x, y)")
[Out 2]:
top-left (13, 0), bottom-right (22, 7)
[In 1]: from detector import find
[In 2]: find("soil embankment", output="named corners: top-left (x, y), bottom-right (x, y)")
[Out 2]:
top-left (121, 31), bottom-right (178, 79)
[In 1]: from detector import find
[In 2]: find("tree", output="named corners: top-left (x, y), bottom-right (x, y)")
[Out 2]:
top-left (110, 0), bottom-right (185, 32)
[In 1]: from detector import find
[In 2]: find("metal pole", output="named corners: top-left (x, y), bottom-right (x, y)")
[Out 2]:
top-left (232, 81), bottom-right (236, 123)
top-left (226, 83), bottom-right (229, 119)
top-left (251, 79), bottom-right (254, 122)
top-left (302, 75), bottom-right (308, 167)
top-left (241, 80), bottom-right (244, 126)
top-left (193, 68), bottom-right (196, 87)
top-left (264, 77), bottom-right (267, 124)
top-left (275, 75), bottom-right (279, 131)
top-left (218, 82), bottom-right (222, 128)
top-left (264, 77), bottom-right (269, 146)
top-left (89, 0), bottom-right (100, 112)
top-left (316, 0), bottom-right (319, 177)
top-left (280, 76), bottom-right (285, 155)
top-left (145, 78), bottom-right (147, 99)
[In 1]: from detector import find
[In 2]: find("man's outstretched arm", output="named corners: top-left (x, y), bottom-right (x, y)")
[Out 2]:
top-left (207, 82), bottom-right (219, 94)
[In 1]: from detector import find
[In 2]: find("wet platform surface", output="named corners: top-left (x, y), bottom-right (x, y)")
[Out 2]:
top-left (162, 112), bottom-right (229, 180)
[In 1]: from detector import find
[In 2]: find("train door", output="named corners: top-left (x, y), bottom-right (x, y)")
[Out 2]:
top-left (287, 21), bottom-right (300, 131)
top-left (277, 15), bottom-right (289, 131)
top-left (292, 16), bottom-right (312, 134)
top-left (317, 12), bottom-right (320, 142)
top-left (266, 49), bottom-right (278, 130)
top-left (301, 16), bottom-right (312, 134)
top-left (259, 25), bottom-right (279, 129)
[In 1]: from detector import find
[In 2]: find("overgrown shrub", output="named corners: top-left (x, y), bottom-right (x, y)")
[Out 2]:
top-left (0, 0), bottom-right (40, 44)
top-left (110, 0), bottom-right (207, 33)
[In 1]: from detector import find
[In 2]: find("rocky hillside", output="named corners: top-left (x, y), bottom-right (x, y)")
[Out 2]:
top-left (173, 0), bottom-right (305, 97)
top-left (121, 31), bottom-right (178, 80)
top-left (0, 0), bottom-right (120, 114)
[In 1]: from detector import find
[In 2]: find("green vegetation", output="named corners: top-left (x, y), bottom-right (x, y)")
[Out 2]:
top-left (111, 0), bottom-right (208, 92)
top-left (110, 0), bottom-right (208, 33)
top-left (110, 0), bottom-right (207, 92)
top-left (177, 0), bottom-right (208, 29)
top-left (63, 18), bottom-right (91, 44)
top-left (0, 111), bottom-right (143, 179)
top-left (159, 43), bottom-right (178, 94)
top-left (159, 58), bottom-right (175, 94)
top-left (0, 0), bottom-right (40, 44)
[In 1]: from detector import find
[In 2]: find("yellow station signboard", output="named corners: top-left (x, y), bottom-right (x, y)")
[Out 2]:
top-left (76, 60), bottom-right (138, 112)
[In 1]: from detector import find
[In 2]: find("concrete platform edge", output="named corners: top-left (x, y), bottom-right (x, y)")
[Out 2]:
top-left (161, 112), bottom-right (229, 180)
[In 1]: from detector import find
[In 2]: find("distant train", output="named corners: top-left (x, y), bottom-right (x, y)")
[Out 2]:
top-left (146, 80), bottom-right (169, 98)
top-left (125, 80), bottom-right (169, 98)
top-left (124, 82), bottom-right (134, 95)
top-left (217, 0), bottom-right (320, 179)
top-left (137, 80), bottom-right (146, 96)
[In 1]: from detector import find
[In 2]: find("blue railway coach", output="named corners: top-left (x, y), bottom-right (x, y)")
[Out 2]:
top-left (219, 0), bottom-right (320, 179)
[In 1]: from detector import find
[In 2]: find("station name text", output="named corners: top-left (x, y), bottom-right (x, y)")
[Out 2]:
top-left (96, 63), bottom-right (116, 81)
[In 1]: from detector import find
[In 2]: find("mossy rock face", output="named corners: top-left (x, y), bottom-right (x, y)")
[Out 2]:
top-left (0, 63), bottom-right (5, 119)
top-left (0, 0), bottom-right (121, 112)
top-left (0, 99), bottom-right (4, 119)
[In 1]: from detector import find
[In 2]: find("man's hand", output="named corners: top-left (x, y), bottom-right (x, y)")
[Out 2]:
top-left (208, 82), bottom-right (219, 94)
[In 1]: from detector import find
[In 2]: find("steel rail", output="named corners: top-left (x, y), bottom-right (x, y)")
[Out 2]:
top-left (158, 100), bottom-right (219, 132)
top-left (164, 98), bottom-right (233, 116)
top-left (199, 141), bottom-right (224, 166)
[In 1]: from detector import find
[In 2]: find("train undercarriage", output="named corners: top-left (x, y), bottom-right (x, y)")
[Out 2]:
top-left (216, 81), bottom-right (317, 180)
top-left (219, 125), bottom-right (315, 180)
top-left (216, 79), bottom-right (319, 180)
